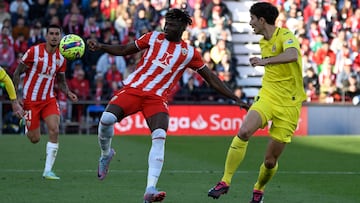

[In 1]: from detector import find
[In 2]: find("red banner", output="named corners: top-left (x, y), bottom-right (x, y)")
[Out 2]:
top-left (114, 105), bottom-right (308, 136)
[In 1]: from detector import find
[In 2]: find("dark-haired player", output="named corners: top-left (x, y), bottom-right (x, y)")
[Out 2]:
top-left (208, 2), bottom-right (306, 203)
top-left (13, 24), bottom-right (78, 180)
top-left (87, 8), bottom-right (249, 203)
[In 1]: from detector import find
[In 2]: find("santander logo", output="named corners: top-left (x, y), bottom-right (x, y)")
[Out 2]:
top-left (191, 115), bottom-right (208, 130)
top-left (114, 113), bottom-right (242, 132)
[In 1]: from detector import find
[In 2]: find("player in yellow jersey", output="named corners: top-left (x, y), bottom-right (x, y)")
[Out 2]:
top-left (0, 66), bottom-right (24, 118)
top-left (208, 2), bottom-right (306, 203)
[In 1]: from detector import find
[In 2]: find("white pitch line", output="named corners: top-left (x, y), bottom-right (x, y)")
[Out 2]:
top-left (0, 169), bottom-right (359, 175)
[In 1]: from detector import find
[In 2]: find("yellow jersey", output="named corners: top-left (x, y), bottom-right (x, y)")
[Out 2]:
top-left (258, 27), bottom-right (306, 106)
top-left (0, 66), bottom-right (17, 100)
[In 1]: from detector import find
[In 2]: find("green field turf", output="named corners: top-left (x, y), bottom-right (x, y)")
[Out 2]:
top-left (0, 135), bottom-right (359, 203)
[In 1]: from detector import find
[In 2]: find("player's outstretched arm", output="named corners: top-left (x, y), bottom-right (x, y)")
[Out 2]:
top-left (87, 39), bottom-right (140, 56)
top-left (198, 66), bottom-right (249, 110)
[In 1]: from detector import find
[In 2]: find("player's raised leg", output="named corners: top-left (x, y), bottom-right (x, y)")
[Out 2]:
top-left (209, 110), bottom-right (262, 199)
top-left (97, 111), bottom-right (117, 180)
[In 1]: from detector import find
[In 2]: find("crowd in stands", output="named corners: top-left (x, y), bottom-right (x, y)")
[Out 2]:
top-left (0, 0), bottom-right (245, 124)
top-left (2, 0), bottom-right (360, 124)
top-left (268, 0), bottom-right (360, 104)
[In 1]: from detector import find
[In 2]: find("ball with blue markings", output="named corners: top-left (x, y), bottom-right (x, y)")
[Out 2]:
top-left (59, 34), bottom-right (85, 61)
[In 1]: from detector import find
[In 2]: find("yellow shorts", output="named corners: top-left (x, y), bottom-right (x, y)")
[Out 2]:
top-left (250, 96), bottom-right (302, 143)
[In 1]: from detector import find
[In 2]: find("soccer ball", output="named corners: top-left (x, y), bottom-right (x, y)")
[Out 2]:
top-left (59, 34), bottom-right (85, 60)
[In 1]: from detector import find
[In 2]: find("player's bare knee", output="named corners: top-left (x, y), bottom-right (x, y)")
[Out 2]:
top-left (264, 159), bottom-right (277, 169)
top-left (238, 126), bottom-right (251, 141)
top-left (27, 135), bottom-right (40, 144)
top-left (48, 128), bottom-right (59, 136)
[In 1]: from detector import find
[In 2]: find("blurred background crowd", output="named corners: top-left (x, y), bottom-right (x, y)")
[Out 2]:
top-left (1, 0), bottom-right (360, 126)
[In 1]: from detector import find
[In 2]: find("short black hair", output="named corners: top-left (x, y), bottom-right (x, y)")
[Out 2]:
top-left (250, 2), bottom-right (279, 25)
top-left (165, 8), bottom-right (192, 25)
top-left (46, 24), bottom-right (62, 33)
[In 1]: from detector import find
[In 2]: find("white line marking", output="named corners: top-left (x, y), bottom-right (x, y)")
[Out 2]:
top-left (0, 169), bottom-right (359, 175)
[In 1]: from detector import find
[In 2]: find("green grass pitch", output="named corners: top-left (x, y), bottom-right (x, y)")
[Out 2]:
top-left (0, 135), bottom-right (359, 203)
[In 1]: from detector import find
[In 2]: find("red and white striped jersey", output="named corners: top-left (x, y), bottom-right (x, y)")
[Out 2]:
top-left (21, 43), bottom-right (66, 102)
top-left (123, 31), bottom-right (205, 98)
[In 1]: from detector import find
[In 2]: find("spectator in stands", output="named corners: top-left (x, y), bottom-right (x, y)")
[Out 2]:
top-left (210, 39), bottom-right (232, 64)
top-left (193, 31), bottom-right (212, 53)
top-left (330, 29), bottom-right (348, 54)
top-left (27, 22), bottom-right (46, 47)
top-left (310, 34), bottom-right (323, 53)
top-left (136, 0), bottom-right (160, 30)
top-left (133, 8), bottom-right (153, 39)
top-left (63, 13), bottom-right (84, 35)
top-left (343, 73), bottom-right (360, 100)
top-left (203, 0), bottom-right (232, 30)
top-left (93, 73), bottom-right (111, 102)
top-left (1, 23), bottom-right (14, 46)
top-left (83, 14), bottom-right (101, 39)
top-left (12, 16), bottom-right (30, 42)
top-left (105, 62), bottom-right (123, 97)
top-left (13, 33), bottom-right (27, 55)
top-left (181, 29), bottom-right (192, 44)
top-left (46, 0), bottom-right (66, 25)
top-left (336, 58), bottom-right (354, 92)
top-left (96, 35), bottom-right (126, 77)
top-left (68, 67), bottom-right (90, 122)
top-left (99, 0), bottom-right (118, 21)
top-left (346, 8), bottom-right (360, 33)
top-left (150, 0), bottom-right (169, 16)
top-left (202, 50), bottom-right (216, 72)
top-left (303, 0), bottom-right (317, 24)
top-left (0, 1), bottom-right (11, 29)
top-left (319, 57), bottom-right (336, 85)
top-left (28, 0), bottom-right (48, 24)
top-left (233, 86), bottom-right (248, 104)
top-left (313, 42), bottom-right (336, 68)
top-left (303, 66), bottom-right (320, 97)
top-left (9, 0), bottom-right (29, 26)
top-left (174, 76), bottom-right (200, 101)
top-left (285, 3), bottom-right (300, 34)
top-left (207, 5), bottom-right (232, 45)
top-left (319, 73), bottom-right (339, 103)
top-left (334, 43), bottom-right (351, 74)
top-left (221, 71), bottom-right (236, 91)
top-left (114, 5), bottom-right (129, 43)
top-left (0, 37), bottom-right (15, 69)
top-left (307, 7), bottom-right (328, 41)
top-left (215, 53), bottom-right (234, 75)
top-left (348, 31), bottom-right (360, 57)
top-left (188, 7), bottom-right (208, 39)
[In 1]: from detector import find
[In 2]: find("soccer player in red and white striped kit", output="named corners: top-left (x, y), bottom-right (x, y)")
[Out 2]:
top-left (87, 8), bottom-right (249, 203)
top-left (13, 24), bottom-right (78, 180)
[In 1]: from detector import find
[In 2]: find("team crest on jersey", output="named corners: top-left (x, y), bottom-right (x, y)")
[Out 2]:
top-left (153, 52), bottom-right (173, 70)
top-left (181, 48), bottom-right (188, 55)
top-left (286, 39), bottom-right (294, 44)
top-left (56, 59), bottom-right (61, 66)
top-left (272, 45), bottom-right (276, 52)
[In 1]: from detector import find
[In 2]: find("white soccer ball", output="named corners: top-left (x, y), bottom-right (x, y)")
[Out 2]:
top-left (59, 34), bottom-right (85, 61)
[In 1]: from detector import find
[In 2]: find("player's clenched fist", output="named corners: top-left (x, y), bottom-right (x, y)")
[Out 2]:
top-left (87, 39), bottom-right (100, 51)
